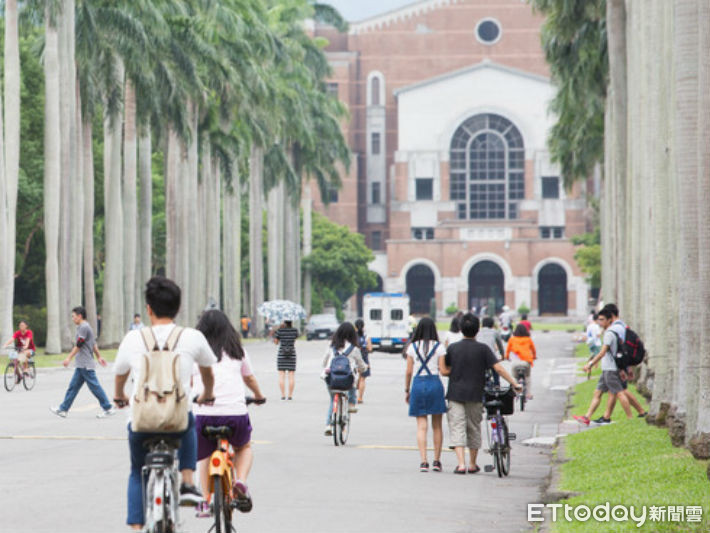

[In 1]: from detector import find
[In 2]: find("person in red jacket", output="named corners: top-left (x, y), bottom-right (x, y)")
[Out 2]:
top-left (505, 324), bottom-right (536, 400)
top-left (3, 320), bottom-right (36, 373)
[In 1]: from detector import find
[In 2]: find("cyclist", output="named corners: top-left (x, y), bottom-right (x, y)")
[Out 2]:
top-left (192, 309), bottom-right (265, 517)
top-left (321, 322), bottom-right (368, 436)
top-left (3, 320), bottom-right (35, 376)
top-left (504, 324), bottom-right (536, 400)
top-left (354, 318), bottom-right (372, 404)
top-left (113, 277), bottom-right (217, 531)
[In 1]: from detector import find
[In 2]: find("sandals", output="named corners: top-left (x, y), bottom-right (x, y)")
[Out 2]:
top-left (420, 462), bottom-right (429, 472)
top-left (467, 465), bottom-right (481, 474)
top-left (432, 460), bottom-right (442, 472)
top-left (453, 466), bottom-right (466, 475)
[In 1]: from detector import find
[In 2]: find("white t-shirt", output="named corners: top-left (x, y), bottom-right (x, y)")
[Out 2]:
top-left (113, 324), bottom-right (217, 420)
top-left (406, 340), bottom-right (446, 376)
top-left (192, 351), bottom-right (253, 416)
top-left (601, 320), bottom-right (625, 371)
top-left (444, 331), bottom-right (463, 346)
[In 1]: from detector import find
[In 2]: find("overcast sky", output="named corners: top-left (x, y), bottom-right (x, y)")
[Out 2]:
top-left (324, 0), bottom-right (415, 21)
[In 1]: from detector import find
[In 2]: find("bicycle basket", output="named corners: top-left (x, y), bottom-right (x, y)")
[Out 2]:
top-left (484, 387), bottom-right (515, 416)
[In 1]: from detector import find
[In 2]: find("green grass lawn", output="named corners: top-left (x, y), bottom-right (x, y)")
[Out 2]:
top-left (553, 346), bottom-right (710, 532)
top-left (0, 348), bottom-right (118, 369)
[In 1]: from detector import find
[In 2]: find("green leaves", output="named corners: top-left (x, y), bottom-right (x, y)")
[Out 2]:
top-left (531, 0), bottom-right (608, 187)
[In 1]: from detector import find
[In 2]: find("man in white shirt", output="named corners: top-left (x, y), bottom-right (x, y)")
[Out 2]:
top-left (114, 276), bottom-right (216, 531)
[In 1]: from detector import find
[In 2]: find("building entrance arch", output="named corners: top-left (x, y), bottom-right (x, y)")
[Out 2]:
top-left (468, 261), bottom-right (504, 314)
top-left (538, 263), bottom-right (567, 315)
top-left (406, 264), bottom-right (435, 314)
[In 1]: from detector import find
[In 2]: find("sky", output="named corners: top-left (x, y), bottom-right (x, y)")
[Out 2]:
top-left (323, 0), bottom-right (416, 21)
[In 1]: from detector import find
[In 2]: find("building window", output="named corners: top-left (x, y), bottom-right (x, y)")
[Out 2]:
top-left (328, 186), bottom-right (338, 203)
top-left (371, 231), bottom-right (382, 250)
top-left (476, 18), bottom-right (502, 45)
top-left (415, 178), bottom-right (433, 200)
top-left (325, 82), bottom-right (338, 97)
top-left (412, 227), bottom-right (434, 240)
top-left (540, 226), bottom-right (564, 239)
top-left (371, 182), bottom-right (381, 204)
top-left (371, 77), bottom-right (380, 106)
top-left (450, 113), bottom-right (525, 220)
top-left (542, 176), bottom-right (560, 199)
top-left (371, 132), bottom-right (381, 155)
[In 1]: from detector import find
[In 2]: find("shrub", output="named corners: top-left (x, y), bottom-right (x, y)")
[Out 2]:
top-left (445, 303), bottom-right (458, 316)
top-left (517, 302), bottom-right (530, 315)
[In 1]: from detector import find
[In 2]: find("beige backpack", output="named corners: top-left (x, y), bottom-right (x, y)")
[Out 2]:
top-left (132, 326), bottom-right (189, 433)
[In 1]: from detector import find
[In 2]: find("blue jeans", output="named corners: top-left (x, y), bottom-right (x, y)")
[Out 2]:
top-left (126, 413), bottom-right (197, 526)
top-left (59, 368), bottom-right (112, 412)
top-left (325, 386), bottom-right (357, 424)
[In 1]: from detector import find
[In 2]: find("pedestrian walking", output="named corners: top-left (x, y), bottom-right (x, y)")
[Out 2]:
top-left (439, 313), bottom-right (521, 474)
top-left (444, 314), bottom-right (464, 348)
top-left (50, 306), bottom-right (115, 419)
top-left (505, 324), bottom-right (537, 400)
top-left (404, 317), bottom-right (447, 472)
top-left (193, 309), bottom-right (265, 517)
top-left (240, 315), bottom-right (251, 338)
top-left (112, 276), bottom-right (217, 529)
top-left (355, 318), bottom-right (372, 403)
top-left (274, 320), bottom-right (299, 400)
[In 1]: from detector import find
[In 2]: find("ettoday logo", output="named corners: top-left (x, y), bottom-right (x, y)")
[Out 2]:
top-left (528, 503), bottom-right (704, 527)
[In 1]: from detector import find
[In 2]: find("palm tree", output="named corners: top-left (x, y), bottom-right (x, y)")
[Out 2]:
top-left (43, 3), bottom-right (63, 353)
top-left (0, 0), bottom-right (21, 343)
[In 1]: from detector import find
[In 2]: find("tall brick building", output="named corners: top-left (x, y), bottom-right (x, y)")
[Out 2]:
top-left (311, 0), bottom-right (592, 317)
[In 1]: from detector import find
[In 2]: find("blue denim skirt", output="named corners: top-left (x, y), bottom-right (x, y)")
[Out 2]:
top-left (409, 374), bottom-right (446, 416)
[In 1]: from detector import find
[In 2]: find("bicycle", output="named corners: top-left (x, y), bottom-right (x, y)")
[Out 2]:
top-left (142, 436), bottom-right (181, 533)
top-left (329, 388), bottom-right (351, 446)
top-left (4, 349), bottom-right (36, 392)
top-left (202, 396), bottom-right (265, 533)
top-left (514, 368), bottom-right (527, 412)
top-left (483, 386), bottom-right (516, 478)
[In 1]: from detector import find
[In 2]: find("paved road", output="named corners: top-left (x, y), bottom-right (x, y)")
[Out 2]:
top-left (0, 330), bottom-right (576, 533)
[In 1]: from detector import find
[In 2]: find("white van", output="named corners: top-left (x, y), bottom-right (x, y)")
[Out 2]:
top-left (363, 293), bottom-right (410, 352)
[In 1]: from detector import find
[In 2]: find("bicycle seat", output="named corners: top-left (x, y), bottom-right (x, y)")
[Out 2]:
top-left (202, 425), bottom-right (233, 440)
top-left (485, 399), bottom-right (503, 408)
top-left (142, 437), bottom-right (181, 450)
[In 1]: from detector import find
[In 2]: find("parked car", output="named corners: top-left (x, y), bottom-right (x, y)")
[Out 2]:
top-left (305, 314), bottom-right (340, 340)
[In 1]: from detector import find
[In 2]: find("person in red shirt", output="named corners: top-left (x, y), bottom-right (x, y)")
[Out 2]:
top-left (3, 320), bottom-right (35, 372)
top-left (519, 313), bottom-right (533, 333)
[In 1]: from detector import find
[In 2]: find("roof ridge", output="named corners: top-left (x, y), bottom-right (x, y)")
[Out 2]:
top-left (349, 0), bottom-right (463, 34)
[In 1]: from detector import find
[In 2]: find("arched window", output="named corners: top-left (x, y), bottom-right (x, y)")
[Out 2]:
top-left (449, 113), bottom-right (524, 219)
top-left (371, 77), bottom-right (381, 106)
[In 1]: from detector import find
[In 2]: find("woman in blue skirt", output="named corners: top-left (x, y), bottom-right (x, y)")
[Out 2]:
top-left (404, 317), bottom-right (447, 472)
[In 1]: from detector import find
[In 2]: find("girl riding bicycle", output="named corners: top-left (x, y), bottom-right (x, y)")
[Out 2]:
top-left (504, 324), bottom-right (536, 400)
top-left (193, 310), bottom-right (265, 517)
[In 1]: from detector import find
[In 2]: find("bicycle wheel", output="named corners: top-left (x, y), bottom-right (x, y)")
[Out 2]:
top-left (332, 394), bottom-right (340, 447)
top-left (22, 363), bottom-right (36, 391)
top-left (499, 418), bottom-right (511, 476)
top-left (213, 475), bottom-right (224, 533)
top-left (4, 362), bottom-right (17, 392)
top-left (339, 396), bottom-right (350, 445)
top-left (519, 378), bottom-right (526, 412)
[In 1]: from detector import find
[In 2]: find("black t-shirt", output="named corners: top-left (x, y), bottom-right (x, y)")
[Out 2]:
top-left (444, 339), bottom-right (498, 402)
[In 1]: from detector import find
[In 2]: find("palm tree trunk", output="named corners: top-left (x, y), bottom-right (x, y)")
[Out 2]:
top-left (203, 143), bottom-right (220, 305)
top-left (690, 0), bottom-right (710, 460)
top-left (267, 184), bottom-right (280, 301)
top-left (43, 8), bottom-right (62, 354)
top-left (165, 127), bottom-right (179, 281)
top-left (222, 169), bottom-right (240, 323)
top-left (249, 146), bottom-right (265, 334)
top-left (100, 58), bottom-right (125, 348)
top-left (82, 119), bottom-right (98, 333)
top-left (187, 103), bottom-right (200, 320)
top-left (284, 194), bottom-right (298, 302)
top-left (138, 129), bottom-right (152, 308)
top-left (668, 0), bottom-right (700, 447)
top-left (0, 0), bottom-right (20, 342)
top-left (302, 183), bottom-right (312, 313)
top-left (123, 79), bottom-right (138, 326)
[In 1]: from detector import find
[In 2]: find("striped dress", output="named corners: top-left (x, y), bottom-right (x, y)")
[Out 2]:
top-left (275, 327), bottom-right (299, 371)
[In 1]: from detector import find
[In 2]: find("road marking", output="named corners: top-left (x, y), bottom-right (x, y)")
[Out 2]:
top-left (355, 444), bottom-right (453, 452)
top-left (0, 435), bottom-right (272, 444)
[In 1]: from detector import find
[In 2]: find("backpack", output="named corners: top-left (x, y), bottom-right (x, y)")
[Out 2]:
top-left (611, 326), bottom-right (646, 370)
top-left (327, 345), bottom-right (355, 391)
top-left (132, 327), bottom-right (189, 433)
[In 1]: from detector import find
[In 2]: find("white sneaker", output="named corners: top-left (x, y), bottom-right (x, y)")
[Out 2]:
top-left (97, 407), bottom-right (117, 418)
top-left (50, 406), bottom-right (67, 418)
top-left (324, 425), bottom-right (333, 436)
top-left (348, 406), bottom-right (358, 413)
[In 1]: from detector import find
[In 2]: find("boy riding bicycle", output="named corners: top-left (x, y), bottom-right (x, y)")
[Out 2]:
top-left (3, 320), bottom-right (35, 374)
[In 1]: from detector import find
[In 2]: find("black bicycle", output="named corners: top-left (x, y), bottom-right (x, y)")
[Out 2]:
top-left (483, 386), bottom-right (516, 477)
top-left (515, 368), bottom-right (527, 412)
top-left (329, 388), bottom-right (351, 446)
